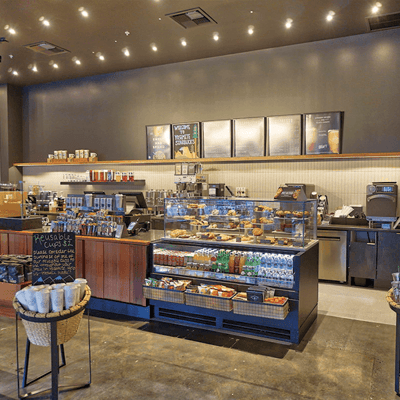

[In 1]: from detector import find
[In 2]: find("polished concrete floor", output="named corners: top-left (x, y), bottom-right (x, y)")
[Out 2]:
top-left (0, 283), bottom-right (397, 400)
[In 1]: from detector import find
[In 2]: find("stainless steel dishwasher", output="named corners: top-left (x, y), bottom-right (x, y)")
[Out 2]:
top-left (317, 230), bottom-right (348, 282)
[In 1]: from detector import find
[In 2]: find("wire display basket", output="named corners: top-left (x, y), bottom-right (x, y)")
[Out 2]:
top-left (232, 296), bottom-right (289, 320)
top-left (13, 285), bottom-right (91, 347)
top-left (185, 292), bottom-right (234, 312)
top-left (142, 285), bottom-right (185, 304)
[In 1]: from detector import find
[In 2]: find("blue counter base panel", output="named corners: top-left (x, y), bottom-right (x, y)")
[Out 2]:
top-left (149, 299), bottom-right (306, 344)
top-left (88, 297), bottom-right (150, 319)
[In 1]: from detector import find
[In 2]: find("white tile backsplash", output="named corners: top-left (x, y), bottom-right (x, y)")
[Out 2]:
top-left (21, 157), bottom-right (400, 214)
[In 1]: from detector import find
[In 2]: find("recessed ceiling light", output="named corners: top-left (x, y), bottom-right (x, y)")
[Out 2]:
top-left (151, 43), bottom-right (157, 51)
top-left (250, 10), bottom-right (254, 14)
top-left (9, 28), bottom-right (16, 35)
top-left (326, 11), bottom-right (335, 21)
top-left (125, 31), bottom-right (130, 36)
top-left (32, 66), bottom-right (38, 72)
top-left (213, 32), bottom-right (219, 41)
top-left (159, 18), bottom-right (161, 21)
top-left (4, 25), bottom-right (9, 30)
top-left (53, 63), bottom-right (59, 69)
top-left (42, 19), bottom-right (50, 26)
top-left (99, 55), bottom-right (105, 61)
top-left (372, 2), bottom-right (382, 14)
top-left (114, 40), bottom-right (117, 43)
top-left (285, 18), bottom-right (293, 29)
top-left (122, 48), bottom-right (130, 56)
top-left (75, 59), bottom-right (81, 65)
top-left (181, 38), bottom-right (187, 47)
top-left (7, 68), bottom-right (12, 73)
top-left (9, 54), bottom-right (13, 59)
top-left (12, 70), bottom-right (18, 76)
top-left (39, 16), bottom-right (44, 22)
top-left (248, 25), bottom-right (254, 35)
top-left (78, 7), bottom-right (89, 17)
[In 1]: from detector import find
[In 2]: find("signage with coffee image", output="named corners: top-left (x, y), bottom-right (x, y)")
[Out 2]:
top-left (146, 124), bottom-right (171, 160)
top-left (172, 122), bottom-right (200, 159)
top-left (304, 112), bottom-right (343, 155)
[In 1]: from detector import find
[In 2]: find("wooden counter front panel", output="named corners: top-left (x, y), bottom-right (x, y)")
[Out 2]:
top-left (0, 233), bottom-right (8, 254)
top-left (130, 245), bottom-right (147, 306)
top-left (8, 233), bottom-right (29, 255)
top-left (103, 243), bottom-right (131, 303)
top-left (83, 241), bottom-right (105, 298)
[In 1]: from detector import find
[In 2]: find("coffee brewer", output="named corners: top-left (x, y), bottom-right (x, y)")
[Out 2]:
top-left (174, 162), bottom-right (208, 197)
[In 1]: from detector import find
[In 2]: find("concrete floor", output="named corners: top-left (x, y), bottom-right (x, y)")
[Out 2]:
top-left (0, 283), bottom-right (397, 400)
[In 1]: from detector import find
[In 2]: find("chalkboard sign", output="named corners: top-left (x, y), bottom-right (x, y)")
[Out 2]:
top-left (268, 115), bottom-right (302, 156)
top-left (32, 232), bottom-right (76, 285)
top-left (202, 120), bottom-right (232, 158)
top-left (172, 122), bottom-right (200, 159)
top-left (146, 124), bottom-right (172, 160)
top-left (233, 117), bottom-right (265, 157)
top-left (304, 112), bottom-right (343, 155)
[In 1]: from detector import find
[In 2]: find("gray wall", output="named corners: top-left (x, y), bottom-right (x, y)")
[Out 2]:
top-left (0, 85), bottom-right (23, 182)
top-left (23, 29), bottom-right (400, 162)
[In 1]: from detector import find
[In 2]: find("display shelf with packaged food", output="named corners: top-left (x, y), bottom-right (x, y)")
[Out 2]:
top-left (144, 197), bottom-right (319, 344)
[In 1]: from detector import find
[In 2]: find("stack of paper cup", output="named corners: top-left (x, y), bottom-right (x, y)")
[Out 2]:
top-left (74, 278), bottom-right (87, 300)
top-left (35, 288), bottom-right (51, 314)
top-left (25, 287), bottom-right (41, 312)
top-left (15, 287), bottom-right (30, 310)
top-left (50, 289), bottom-right (64, 312)
top-left (64, 285), bottom-right (79, 309)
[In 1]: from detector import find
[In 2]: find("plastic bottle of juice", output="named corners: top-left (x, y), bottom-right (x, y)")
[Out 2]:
top-left (228, 251), bottom-right (235, 274)
top-left (234, 252), bottom-right (241, 274)
top-left (239, 252), bottom-right (247, 275)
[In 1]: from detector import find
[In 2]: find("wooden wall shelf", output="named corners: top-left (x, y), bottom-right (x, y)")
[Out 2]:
top-left (13, 152), bottom-right (400, 168)
top-left (60, 180), bottom-right (146, 186)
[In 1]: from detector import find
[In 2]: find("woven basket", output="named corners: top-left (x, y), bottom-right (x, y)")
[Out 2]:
top-left (386, 288), bottom-right (400, 309)
top-left (13, 285), bottom-right (91, 347)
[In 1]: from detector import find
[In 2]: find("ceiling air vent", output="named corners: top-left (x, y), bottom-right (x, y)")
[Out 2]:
top-left (166, 7), bottom-right (217, 29)
top-left (24, 41), bottom-right (70, 55)
top-left (366, 11), bottom-right (400, 32)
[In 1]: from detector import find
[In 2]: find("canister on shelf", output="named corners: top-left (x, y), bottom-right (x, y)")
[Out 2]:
top-left (128, 171), bottom-right (135, 182)
top-left (122, 172), bottom-right (128, 182)
top-left (83, 149), bottom-right (89, 158)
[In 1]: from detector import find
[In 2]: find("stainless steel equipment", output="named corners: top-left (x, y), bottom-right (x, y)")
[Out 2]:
top-left (317, 230), bottom-right (347, 282)
top-left (284, 183), bottom-right (315, 198)
top-left (366, 182), bottom-right (398, 222)
top-left (208, 183), bottom-right (225, 197)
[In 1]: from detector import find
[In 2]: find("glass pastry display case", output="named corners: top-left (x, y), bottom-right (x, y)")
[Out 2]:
top-left (163, 197), bottom-right (317, 249)
top-left (143, 197), bottom-right (319, 344)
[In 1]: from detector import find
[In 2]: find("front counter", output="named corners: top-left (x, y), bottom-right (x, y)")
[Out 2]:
top-left (0, 229), bottom-right (163, 310)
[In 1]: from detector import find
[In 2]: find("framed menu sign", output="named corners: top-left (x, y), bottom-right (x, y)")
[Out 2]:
top-left (146, 124), bottom-right (171, 160)
top-left (32, 232), bottom-right (76, 285)
top-left (172, 122), bottom-right (200, 159)
top-left (268, 115), bottom-right (302, 156)
top-left (202, 120), bottom-right (232, 158)
top-left (304, 112), bottom-right (343, 155)
top-left (233, 117), bottom-right (265, 157)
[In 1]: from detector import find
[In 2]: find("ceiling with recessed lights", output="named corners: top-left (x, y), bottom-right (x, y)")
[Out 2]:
top-left (1, 0), bottom-right (399, 87)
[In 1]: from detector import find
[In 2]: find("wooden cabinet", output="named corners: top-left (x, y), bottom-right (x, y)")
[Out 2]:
top-left (76, 237), bottom-right (149, 306)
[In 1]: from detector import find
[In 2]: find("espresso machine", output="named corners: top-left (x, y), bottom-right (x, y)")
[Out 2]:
top-left (174, 162), bottom-right (208, 197)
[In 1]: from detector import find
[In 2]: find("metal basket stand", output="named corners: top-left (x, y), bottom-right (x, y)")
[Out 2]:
top-left (14, 287), bottom-right (92, 400)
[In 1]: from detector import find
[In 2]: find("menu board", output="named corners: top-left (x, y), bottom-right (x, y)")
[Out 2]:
top-left (304, 112), bottom-right (343, 155)
top-left (233, 117), bottom-right (265, 157)
top-left (146, 124), bottom-right (171, 160)
top-left (172, 122), bottom-right (200, 159)
top-left (32, 232), bottom-right (76, 285)
top-left (268, 115), bottom-right (302, 156)
top-left (202, 120), bottom-right (232, 158)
